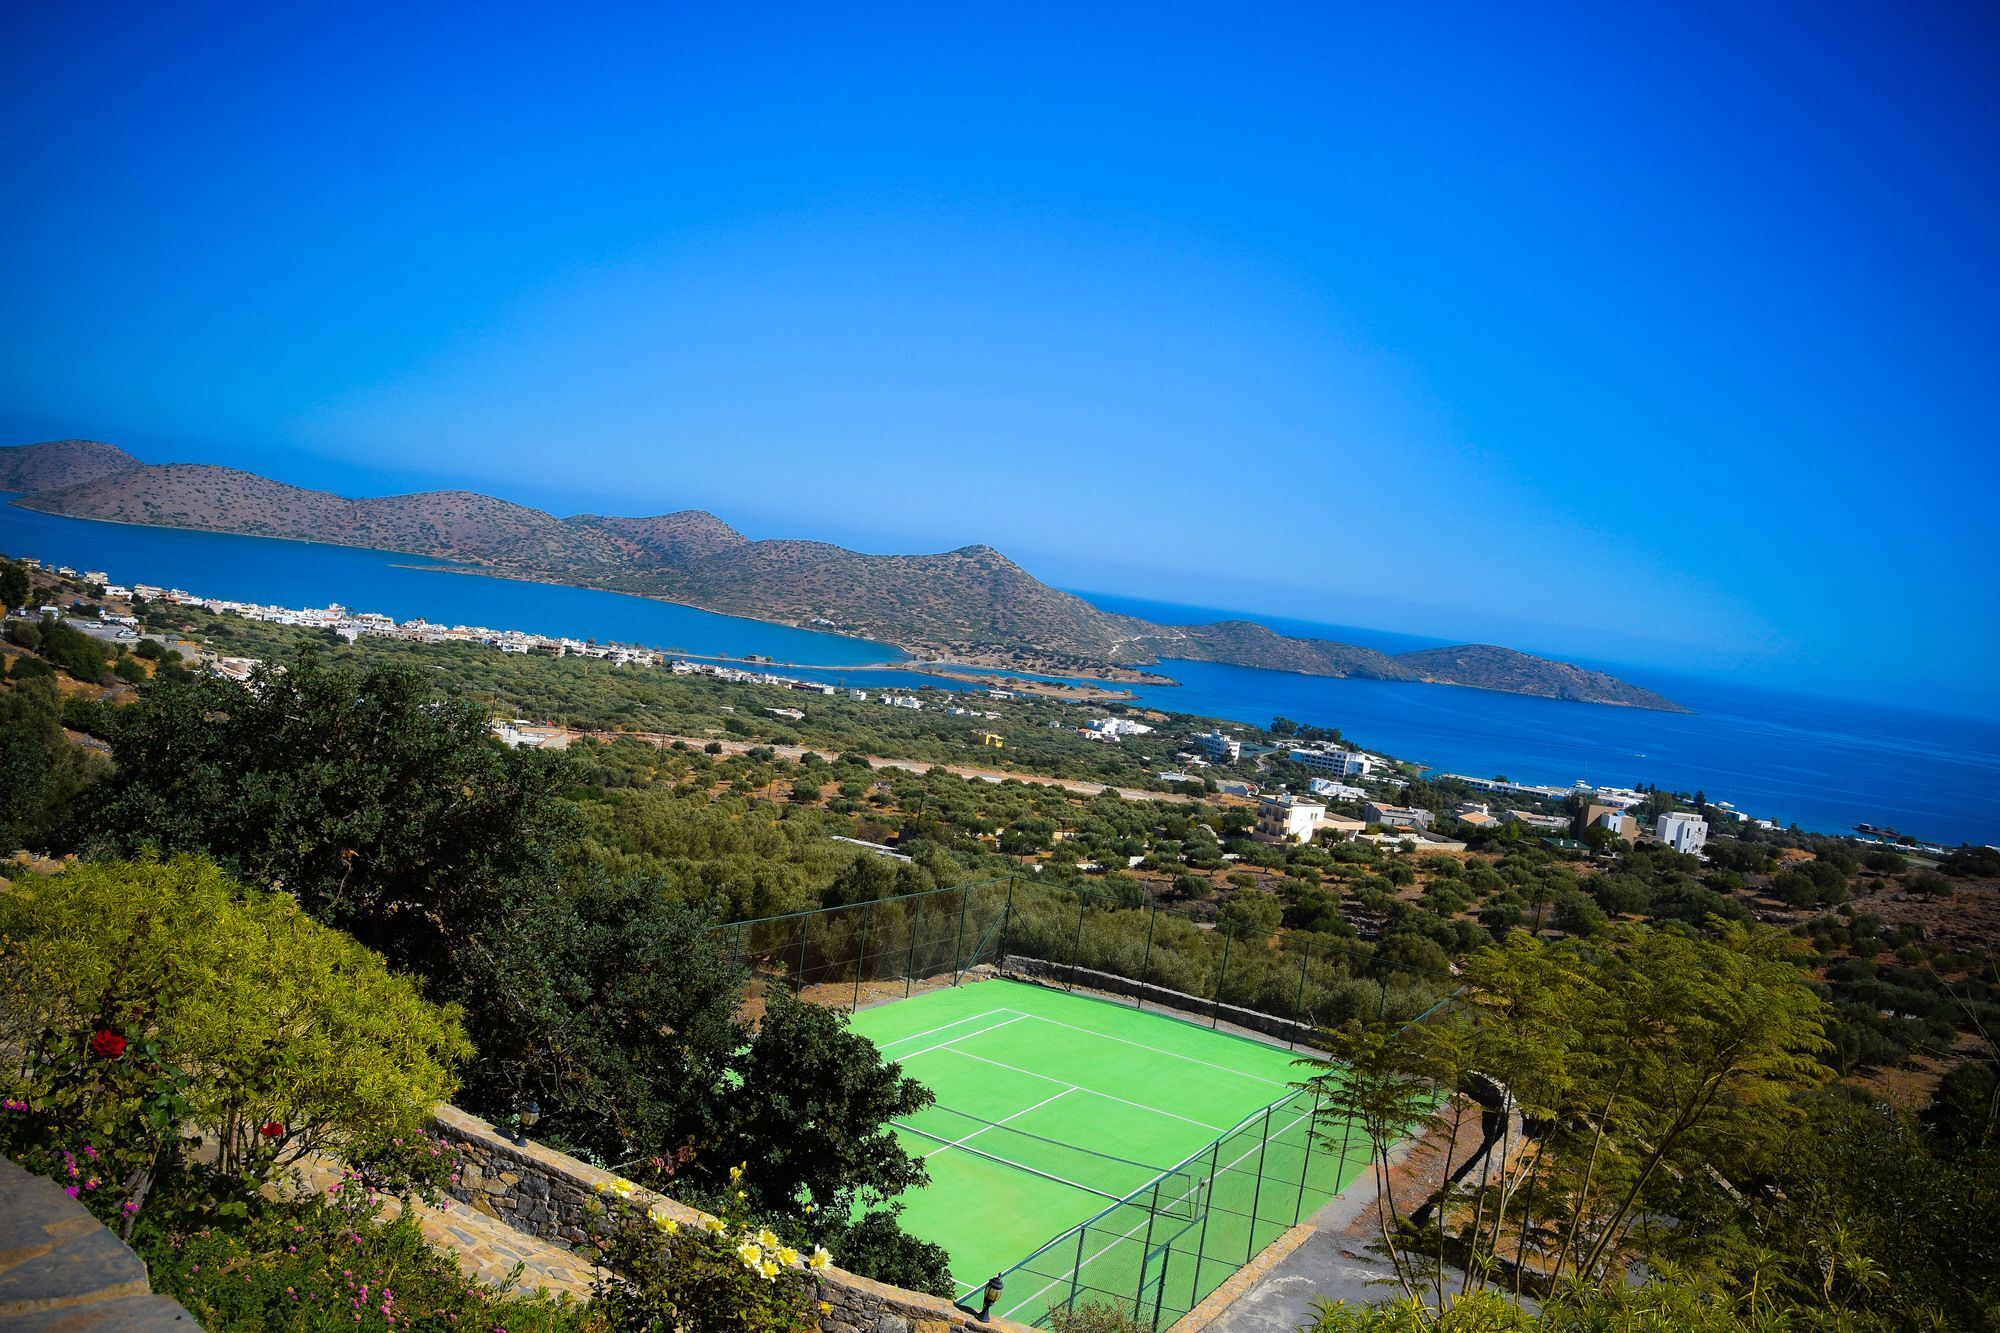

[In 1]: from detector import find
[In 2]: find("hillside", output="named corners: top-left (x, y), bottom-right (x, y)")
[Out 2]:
top-left (0, 439), bottom-right (140, 493)
top-left (1, 439), bottom-right (1684, 709)
top-left (1396, 644), bottom-right (1683, 711)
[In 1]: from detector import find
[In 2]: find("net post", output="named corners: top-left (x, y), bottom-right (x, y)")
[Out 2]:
top-left (1189, 1140), bottom-right (1221, 1308)
top-left (1245, 1106), bottom-right (1274, 1262)
top-left (951, 883), bottom-right (970, 982)
top-left (1134, 1182), bottom-right (1162, 1316)
top-left (1212, 928), bottom-right (1232, 1028)
top-left (1135, 900), bottom-right (1157, 1011)
top-left (855, 899), bottom-right (872, 1011)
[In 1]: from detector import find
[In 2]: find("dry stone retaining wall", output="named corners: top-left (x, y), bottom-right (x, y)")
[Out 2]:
top-left (430, 1105), bottom-right (1035, 1333)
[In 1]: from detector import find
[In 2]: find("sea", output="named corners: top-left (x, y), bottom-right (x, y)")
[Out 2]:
top-left (4, 496), bottom-right (1995, 848)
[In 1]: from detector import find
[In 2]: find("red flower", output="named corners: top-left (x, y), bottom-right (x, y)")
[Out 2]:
top-left (88, 1031), bottom-right (126, 1061)
top-left (259, 1121), bottom-right (286, 1139)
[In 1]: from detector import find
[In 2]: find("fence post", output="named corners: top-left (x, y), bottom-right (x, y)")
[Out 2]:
top-left (1134, 1182), bottom-right (1162, 1316)
top-left (905, 902), bottom-right (921, 998)
top-left (1150, 1246), bottom-right (1171, 1331)
top-left (1069, 1225), bottom-right (1087, 1313)
top-left (796, 911), bottom-right (811, 992)
top-left (1068, 889), bottom-right (1088, 990)
top-left (1189, 1139), bottom-right (1222, 1308)
top-left (1135, 901), bottom-right (1157, 1011)
top-left (1294, 1087), bottom-right (1322, 1224)
top-left (1290, 941), bottom-right (1311, 1049)
top-left (1212, 928), bottom-right (1232, 1028)
top-left (855, 900), bottom-right (873, 1012)
top-left (1000, 877), bottom-right (1017, 976)
top-left (951, 883), bottom-right (970, 982)
top-left (1245, 1107), bottom-right (1273, 1262)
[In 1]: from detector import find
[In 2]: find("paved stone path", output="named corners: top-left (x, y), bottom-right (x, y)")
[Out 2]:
top-left (0, 1155), bottom-right (196, 1330)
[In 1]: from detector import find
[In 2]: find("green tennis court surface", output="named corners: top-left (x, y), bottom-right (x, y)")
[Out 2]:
top-left (849, 978), bottom-right (1366, 1326)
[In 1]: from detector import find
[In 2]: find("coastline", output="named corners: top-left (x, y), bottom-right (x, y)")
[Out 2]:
top-left (9, 497), bottom-right (1684, 710)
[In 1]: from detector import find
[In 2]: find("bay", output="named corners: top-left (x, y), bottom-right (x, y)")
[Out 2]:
top-left (3, 498), bottom-right (1994, 846)
top-left (0, 495), bottom-right (900, 667)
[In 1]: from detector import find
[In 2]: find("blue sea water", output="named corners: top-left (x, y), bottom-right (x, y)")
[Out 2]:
top-left (0, 495), bottom-right (899, 666)
top-left (3, 498), bottom-right (1995, 846)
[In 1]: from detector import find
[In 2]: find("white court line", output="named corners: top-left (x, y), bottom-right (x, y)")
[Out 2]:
top-left (893, 1014), bottom-right (1026, 1062)
top-left (936, 1047), bottom-right (1232, 1132)
top-left (1014, 1012), bottom-right (1292, 1088)
top-left (999, 1103), bottom-right (1317, 1321)
top-left (873, 1008), bottom-right (1021, 1053)
top-left (920, 1087), bottom-right (1073, 1162)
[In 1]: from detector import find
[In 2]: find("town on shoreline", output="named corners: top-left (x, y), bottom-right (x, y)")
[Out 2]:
top-left (8, 547), bottom-right (1975, 860)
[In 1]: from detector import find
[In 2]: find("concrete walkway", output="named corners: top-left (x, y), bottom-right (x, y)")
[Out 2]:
top-left (1194, 1106), bottom-right (1493, 1333)
top-left (0, 1156), bottom-right (196, 1330)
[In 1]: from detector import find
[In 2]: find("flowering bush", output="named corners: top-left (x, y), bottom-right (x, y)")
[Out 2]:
top-left (153, 1188), bottom-right (595, 1333)
top-left (588, 1166), bottom-right (829, 1333)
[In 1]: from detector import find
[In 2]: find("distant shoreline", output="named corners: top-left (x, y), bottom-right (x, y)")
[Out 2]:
top-left (10, 492), bottom-right (1684, 711)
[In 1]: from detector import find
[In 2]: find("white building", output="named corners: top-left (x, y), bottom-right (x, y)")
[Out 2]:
top-left (1192, 730), bottom-right (1242, 763)
top-left (1256, 794), bottom-right (1327, 844)
top-left (1086, 717), bottom-right (1153, 738)
top-left (1309, 778), bottom-right (1368, 802)
top-left (1656, 812), bottom-right (1709, 857)
top-left (1289, 747), bottom-right (1378, 778)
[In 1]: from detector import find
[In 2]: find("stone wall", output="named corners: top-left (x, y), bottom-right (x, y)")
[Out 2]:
top-left (430, 1104), bottom-right (1037, 1333)
top-left (1001, 956), bottom-right (1322, 1048)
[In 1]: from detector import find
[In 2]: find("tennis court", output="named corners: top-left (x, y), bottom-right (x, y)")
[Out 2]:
top-left (849, 977), bottom-right (1367, 1326)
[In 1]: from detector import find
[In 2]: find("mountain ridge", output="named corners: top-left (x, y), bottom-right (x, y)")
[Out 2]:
top-left (1, 439), bottom-right (1685, 711)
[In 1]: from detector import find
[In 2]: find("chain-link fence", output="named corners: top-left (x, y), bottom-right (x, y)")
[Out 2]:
top-left (992, 1081), bottom-right (1368, 1328)
top-left (715, 877), bottom-right (1456, 1328)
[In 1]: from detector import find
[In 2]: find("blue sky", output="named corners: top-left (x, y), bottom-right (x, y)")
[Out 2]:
top-left (3, 2), bottom-right (1996, 714)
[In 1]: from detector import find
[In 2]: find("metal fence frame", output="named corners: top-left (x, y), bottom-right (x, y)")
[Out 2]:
top-left (713, 877), bottom-right (1462, 1329)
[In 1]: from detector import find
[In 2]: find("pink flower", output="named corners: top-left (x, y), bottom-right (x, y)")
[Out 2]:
top-left (62, 1185), bottom-right (79, 1198)
top-left (88, 1030), bottom-right (126, 1061)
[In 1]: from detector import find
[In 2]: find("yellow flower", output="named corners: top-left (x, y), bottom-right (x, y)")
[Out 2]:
top-left (736, 1242), bottom-right (763, 1269)
top-left (650, 1210), bottom-right (679, 1234)
top-left (758, 1258), bottom-right (780, 1281)
top-left (597, 1177), bottom-right (635, 1199)
top-left (776, 1246), bottom-right (800, 1267)
top-left (734, 1188), bottom-right (747, 1201)
top-left (729, 1162), bottom-right (746, 1181)
top-left (819, 1302), bottom-right (834, 1315)
top-left (702, 1217), bottom-right (727, 1235)
top-left (802, 1202), bottom-right (816, 1214)
top-left (807, 1245), bottom-right (832, 1271)
top-left (755, 1228), bottom-right (780, 1250)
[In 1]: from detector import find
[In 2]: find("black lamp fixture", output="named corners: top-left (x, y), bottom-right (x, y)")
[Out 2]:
top-left (979, 1274), bottom-right (1004, 1321)
top-left (511, 1099), bottom-right (541, 1145)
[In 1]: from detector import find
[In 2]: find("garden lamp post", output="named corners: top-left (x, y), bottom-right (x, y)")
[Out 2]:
top-left (513, 1099), bottom-right (541, 1145)
top-left (979, 1274), bottom-right (1004, 1321)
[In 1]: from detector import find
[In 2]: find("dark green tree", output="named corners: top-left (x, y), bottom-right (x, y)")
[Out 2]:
top-left (88, 648), bottom-right (579, 978)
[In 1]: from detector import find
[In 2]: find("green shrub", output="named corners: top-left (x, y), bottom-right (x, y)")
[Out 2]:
top-left (150, 1190), bottom-right (590, 1332)
top-left (592, 1180), bottom-right (825, 1333)
top-left (0, 855), bottom-right (471, 1230)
